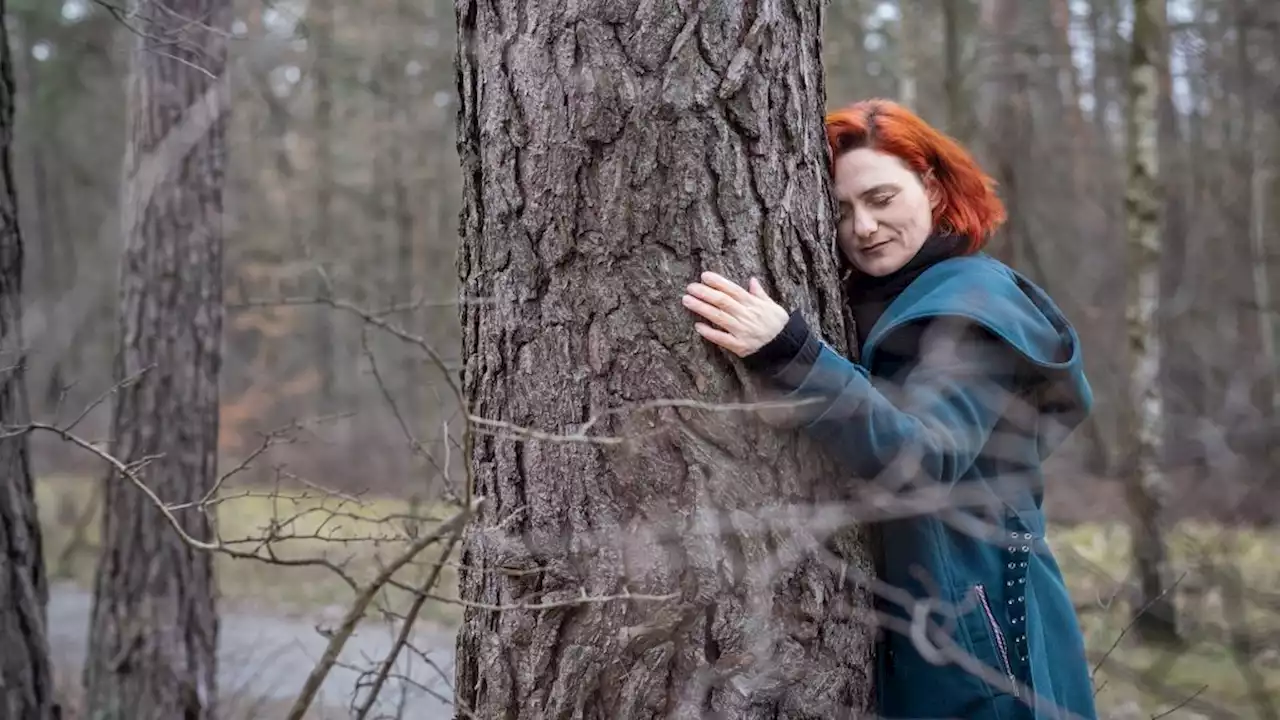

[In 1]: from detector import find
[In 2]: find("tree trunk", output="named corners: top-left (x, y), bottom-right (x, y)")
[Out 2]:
top-left (311, 0), bottom-right (337, 412)
top-left (825, 0), bottom-right (868, 107)
top-left (1255, 160), bottom-right (1278, 416)
top-left (452, 2), bottom-right (874, 718)
top-left (83, 1), bottom-right (229, 717)
top-left (0, 2), bottom-right (56, 715)
top-left (942, 0), bottom-right (972, 142)
top-left (898, 0), bottom-right (919, 109)
top-left (985, 0), bottom-right (1028, 268)
top-left (1123, 0), bottom-right (1178, 645)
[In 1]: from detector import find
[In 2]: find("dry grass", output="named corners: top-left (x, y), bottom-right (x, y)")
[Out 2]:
top-left (37, 474), bottom-right (1280, 717)
top-left (1054, 522), bottom-right (1280, 718)
top-left (35, 474), bottom-right (463, 626)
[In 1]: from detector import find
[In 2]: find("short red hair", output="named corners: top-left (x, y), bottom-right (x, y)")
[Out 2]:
top-left (825, 99), bottom-right (1006, 252)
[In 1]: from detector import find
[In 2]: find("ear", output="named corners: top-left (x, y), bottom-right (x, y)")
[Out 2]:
top-left (923, 168), bottom-right (943, 210)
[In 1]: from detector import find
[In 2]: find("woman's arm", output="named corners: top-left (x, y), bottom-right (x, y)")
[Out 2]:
top-left (682, 271), bottom-right (1025, 489)
top-left (749, 314), bottom-right (1024, 489)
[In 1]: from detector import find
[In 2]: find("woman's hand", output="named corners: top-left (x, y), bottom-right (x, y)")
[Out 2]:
top-left (682, 271), bottom-right (790, 357)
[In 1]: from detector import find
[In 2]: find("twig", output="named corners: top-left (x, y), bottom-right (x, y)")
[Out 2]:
top-left (352, 512), bottom-right (465, 718)
top-left (1151, 685), bottom-right (1209, 719)
top-left (283, 497), bottom-right (484, 720)
top-left (360, 326), bottom-right (460, 504)
top-left (1091, 570), bottom-right (1190, 683)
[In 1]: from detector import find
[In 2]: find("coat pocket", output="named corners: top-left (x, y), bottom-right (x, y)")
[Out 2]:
top-left (972, 583), bottom-right (1020, 698)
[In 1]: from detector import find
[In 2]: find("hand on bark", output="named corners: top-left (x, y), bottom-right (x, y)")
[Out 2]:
top-left (682, 271), bottom-right (790, 358)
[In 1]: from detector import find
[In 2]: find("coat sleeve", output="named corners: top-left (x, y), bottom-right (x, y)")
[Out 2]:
top-left (757, 317), bottom-right (1026, 490)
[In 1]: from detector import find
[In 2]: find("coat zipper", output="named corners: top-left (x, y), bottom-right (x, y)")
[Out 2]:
top-left (973, 583), bottom-right (1019, 698)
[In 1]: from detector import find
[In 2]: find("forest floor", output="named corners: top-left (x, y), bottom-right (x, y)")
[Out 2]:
top-left (35, 474), bottom-right (1280, 719)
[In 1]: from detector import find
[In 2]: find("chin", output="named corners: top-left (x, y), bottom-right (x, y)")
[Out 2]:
top-left (854, 252), bottom-right (910, 277)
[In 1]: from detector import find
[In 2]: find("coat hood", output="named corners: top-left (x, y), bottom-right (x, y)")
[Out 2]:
top-left (861, 253), bottom-right (1093, 459)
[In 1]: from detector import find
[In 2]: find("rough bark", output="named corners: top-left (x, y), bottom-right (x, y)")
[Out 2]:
top-left (1123, 0), bottom-right (1178, 645)
top-left (0, 1), bottom-right (56, 715)
top-left (453, 2), bottom-right (874, 718)
top-left (82, 1), bottom-right (229, 717)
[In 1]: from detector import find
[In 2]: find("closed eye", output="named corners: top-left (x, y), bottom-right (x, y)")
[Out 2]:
top-left (860, 183), bottom-right (899, 208)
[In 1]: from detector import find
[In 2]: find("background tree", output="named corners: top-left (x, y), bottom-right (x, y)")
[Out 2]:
top-left (0, 0), bottom-right (55, 716)
top-left (82, 1), bottom-right (230, 717)
top-left (450, 1), bottom-right (875, 717)
top-left (1122, 0), bottom-right (1176, 644)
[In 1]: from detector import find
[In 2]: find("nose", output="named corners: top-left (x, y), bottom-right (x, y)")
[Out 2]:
top-left (853, 208), bottom-right (878, 239)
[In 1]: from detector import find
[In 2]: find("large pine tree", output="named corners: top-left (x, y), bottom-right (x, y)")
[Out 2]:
top-left (452, 2), bottom-right (875, 717)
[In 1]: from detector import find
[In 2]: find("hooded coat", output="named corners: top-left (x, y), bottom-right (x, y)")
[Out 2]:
top-left (750, 253), bottom-right (1097, 720)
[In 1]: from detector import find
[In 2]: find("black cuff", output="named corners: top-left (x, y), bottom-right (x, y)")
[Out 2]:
top-left (744, 309), bottom-right (821, 382)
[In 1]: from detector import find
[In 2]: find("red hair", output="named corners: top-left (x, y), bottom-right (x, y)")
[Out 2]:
top-left (825, 99), bottom-right (1006, 252)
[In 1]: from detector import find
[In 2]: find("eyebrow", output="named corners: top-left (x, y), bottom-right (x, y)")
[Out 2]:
top-left (859, 183), bottom-right (898, 197)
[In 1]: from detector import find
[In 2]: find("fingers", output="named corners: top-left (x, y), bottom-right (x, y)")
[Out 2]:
top-left (685, 281), bottom-right (745, 316)
top-left (694, 322), bottom-right (749, 357)
top-left (681, 293), bottom-right (742, 333)
top-left (700, 271), bottom-right (754, 304)
top-left (683, 271), bottom-right (783, 359)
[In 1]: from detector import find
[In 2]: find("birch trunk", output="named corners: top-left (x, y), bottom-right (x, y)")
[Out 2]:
top-left (1123, 0), bottom-right (1178, 645)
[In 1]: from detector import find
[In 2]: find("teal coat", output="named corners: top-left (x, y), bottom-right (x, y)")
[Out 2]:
top-left (759, 254), bottom-right (1097, 720)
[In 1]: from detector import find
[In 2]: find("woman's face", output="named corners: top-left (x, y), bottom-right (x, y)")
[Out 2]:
top-left (833, 147), bottom-right (938, 277)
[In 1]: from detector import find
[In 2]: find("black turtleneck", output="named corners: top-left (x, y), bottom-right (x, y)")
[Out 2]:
top-left (744, 234), bottom-right (967, 381)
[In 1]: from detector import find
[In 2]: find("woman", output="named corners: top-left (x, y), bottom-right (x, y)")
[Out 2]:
top-left (681, 99), bottom-right (1098, 720)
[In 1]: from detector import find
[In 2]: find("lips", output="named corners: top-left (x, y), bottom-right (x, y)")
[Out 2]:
top-left (860, 240), bottom-right (890, 253)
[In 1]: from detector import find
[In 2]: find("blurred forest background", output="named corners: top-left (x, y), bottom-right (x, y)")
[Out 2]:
top-left (12, 0), bottom-right (1280, 717)
top-left (19, 0), bottom-right (1280, 522)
